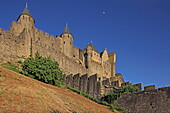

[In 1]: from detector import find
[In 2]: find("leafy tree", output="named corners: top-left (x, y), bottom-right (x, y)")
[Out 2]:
top-left (102, 83), bottom-right (140, 104)
top-left (120, 83), bottom-right (140, 94)
top-left (21, 52), bottom-right (62, 86)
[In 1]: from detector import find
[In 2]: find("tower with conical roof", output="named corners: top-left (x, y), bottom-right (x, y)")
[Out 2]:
top-left (61, 23), bottom-right (74, 57)
top-left (17, 3), bottom-right (35, 29)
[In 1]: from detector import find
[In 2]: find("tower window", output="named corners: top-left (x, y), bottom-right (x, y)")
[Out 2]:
top-left (23, 16), bottom-right (24, 20)
top-left (29, 17), bottom-right (31, 21)
top-left (68, 35), bottom-right (69, 38)
top-left (64, 41), bottom-right (65, 44)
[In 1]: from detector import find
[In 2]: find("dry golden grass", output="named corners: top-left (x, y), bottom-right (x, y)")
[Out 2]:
top-left (0, 67), bottom-right (118, 113)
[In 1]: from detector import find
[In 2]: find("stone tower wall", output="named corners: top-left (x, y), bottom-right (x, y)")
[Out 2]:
top-left (17, 14), bottom-right (34, 29)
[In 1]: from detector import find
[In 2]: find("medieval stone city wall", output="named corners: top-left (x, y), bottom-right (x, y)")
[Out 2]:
top-left (64, 73), bottom-right (102, 99)
top-left (62, 72), bottom-right (126, 98)
top-left (0, 28), bottom-right (26, 62)
top-left (0, 22), bottom-right (88, 76)
top-left (115, 86), bottom-right (170, 113)
top-left (32, 28), bottom-right (88, 75)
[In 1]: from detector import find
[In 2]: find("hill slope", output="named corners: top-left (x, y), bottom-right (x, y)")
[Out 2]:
top-left (0, 67), bottom-right (116, 113)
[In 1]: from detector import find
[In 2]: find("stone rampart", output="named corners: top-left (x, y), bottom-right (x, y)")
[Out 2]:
top-left (63, 73), bottom-right (126, 99)
top-left (0, 24), bottom-right (88, 76)
top-left (115, 86), bottom-right (170, 113)
top-left (64, 73), bottom-right (103, 98)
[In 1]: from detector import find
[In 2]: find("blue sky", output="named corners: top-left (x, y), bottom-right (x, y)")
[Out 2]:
top-left (0, 0), bottom-right (170, 88)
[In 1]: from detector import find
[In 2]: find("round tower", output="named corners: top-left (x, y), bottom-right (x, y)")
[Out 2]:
top-left (17, 3), bottom-right (35, 29)
top-left (61, 23), bottom-right (74, 44)
top-left (85, 44), bottom-right (93, 69)
top-left (61, 24), bottom-right (74, 57)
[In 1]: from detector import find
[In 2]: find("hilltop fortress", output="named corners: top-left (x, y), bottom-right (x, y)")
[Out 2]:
top-left (0, 5), bottom-right (132, 98)
top-left (1, 5), bottom-right (170, 113)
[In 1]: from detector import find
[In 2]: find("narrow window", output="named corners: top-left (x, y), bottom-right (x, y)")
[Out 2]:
top-left (23, 16), bottom-right (24, 20)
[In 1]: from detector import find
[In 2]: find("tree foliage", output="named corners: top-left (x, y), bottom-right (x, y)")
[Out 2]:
top-left (102, 83), bottom-right (140, 104)
top-left (21, 52), bottom-right (62, 86)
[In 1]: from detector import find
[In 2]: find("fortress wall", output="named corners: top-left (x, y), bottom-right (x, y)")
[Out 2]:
top-left (91, 51), bottom-right (101, 63)
top-left (0, 29), bottom-right (25, 62)
top-left (101, 50), bottom-right (109, 63)
top-left (108, 52), bottom-right (116, 77)
top-left (115, 87), bottom-right (170, 113)
top-left (72, 47), bottom-right (85, 66)
top-left (73, 73), bottom-right (80, 89)
top-left (65, 74), bottom-right (73, 87)
top-left (73, 46), bottom-right (80, 59)
top-left (103, 61), bottom-right (111, 78)
top-left (32, 29), bottom-right (88, 75)
top-left (89, 60), bottom-right (103, 77)
top-left (87, 74), bottom-right (98, 97)
top-left (111, 81), bottom-right (120, 87)
top-left (65, 73), bottom-right (101, 98)
top-left (1, 22), bottom-right (88, 75)
top-left (60, 54), bottom-right (87, 75)
top-left (96, 81), bottom-right (102, 98)
top-left (79, 49), bottom-right (84, 63)
top-left (102, 78), bottom-right (110, 86)
top-left (9, 21), bottom-right (24, 36)
top-left (79, 74), bottom-right (88, 93)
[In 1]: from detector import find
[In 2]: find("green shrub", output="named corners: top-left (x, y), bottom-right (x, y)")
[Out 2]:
top-left (21, 52), bottom-right (62, 86)
top-left (17, 60), bottom-right (22, 64)
top-left (120, 83), bottom-right (140, 94)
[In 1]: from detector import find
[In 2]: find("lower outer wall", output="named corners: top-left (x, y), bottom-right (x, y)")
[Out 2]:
top-left (115, 87), bottom-right (170, 113)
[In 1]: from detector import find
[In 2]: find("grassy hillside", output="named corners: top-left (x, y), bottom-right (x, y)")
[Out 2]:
top-left (0, 66), bottom-right (119, 113)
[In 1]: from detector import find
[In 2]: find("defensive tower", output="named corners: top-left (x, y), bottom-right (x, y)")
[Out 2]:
top-left (61, 23), bottom-right (74, 57)
top-left (17, 3), bottom-right (35, 29)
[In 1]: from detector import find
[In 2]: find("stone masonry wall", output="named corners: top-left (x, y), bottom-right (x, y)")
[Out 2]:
top-left (0, 24), bottom-right (88, 76)
top-left (0, 28), bottom-right (31, 62)
top-left (115, 87), bottom-right (170, 113)
top-left (64, 73), bottom-right (102, 99)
